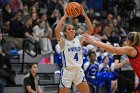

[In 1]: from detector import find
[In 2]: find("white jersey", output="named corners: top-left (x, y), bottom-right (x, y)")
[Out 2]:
top-left (58, 36), bottom-right (83, 68)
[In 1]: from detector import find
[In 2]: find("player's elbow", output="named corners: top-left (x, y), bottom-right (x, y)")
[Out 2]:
top-left (89, 26), bottom-right (94, 34)
top-left (87, 26), bottom-right (94, 35)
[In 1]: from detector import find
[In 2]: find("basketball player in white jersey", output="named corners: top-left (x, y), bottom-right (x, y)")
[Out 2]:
top-left (55, 8), bottom-right (93, 93)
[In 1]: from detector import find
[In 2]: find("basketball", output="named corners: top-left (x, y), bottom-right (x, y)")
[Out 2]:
top-left (65, 2), bottom-right (82, 17)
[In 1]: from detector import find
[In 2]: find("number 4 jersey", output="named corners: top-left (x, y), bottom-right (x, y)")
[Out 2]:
top-left (58, 37), bottom-right (83, 68)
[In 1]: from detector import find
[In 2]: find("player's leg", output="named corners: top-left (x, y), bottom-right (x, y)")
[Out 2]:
top-left (74, 68), bottom-right (89, 93)
top-left (59, 87), bottom-right (70, 93)
top-left (59, 68), bottom-right (72, 93)
top-left (111, 80), bottom-right (118, 93)
top-left (135, 81), bottom-right (140, 93)
top-left (76, 81), bottom-right (89, 93)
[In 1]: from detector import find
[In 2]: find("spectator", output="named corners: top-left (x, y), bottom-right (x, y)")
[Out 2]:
top-left (83, 50), bottom-right (99, 93)
top-left (33, 20), bottom-right (53, 54)
top-left (46, 0), bottom-right (64, 17)
top-left (98, 56), bottom-right (112, 93)
top-left (109, 19), bottom-right (126, 44)
top-left (0, 33), bottom-right (12, 69)
top-left (23, 63), bottom-right (42, 93)
top-left (47, 9), bottom-right (62, 28)
top-left (81, 0), bottom-right (89, 13)
top-left (23, 17), bottom-right (38, 54)
top-left (9, 0), bottom-right (23, 11)
top-left (110, 54), bottom-right (121, 93)
top-left (40, 13), bottom-right (52, 34)
top-left (59, 0), bottom-right (69, 12)
top-left (29, 6), bottom-right (38, 16)
top-left (50, 24), bottom-right (58, 52)
top-left (104, 13), bottom-right (113, 26)
top-left (8, 10), bottom-right (24, 50)
top-left (2, 4), bottom-right (12, 22)
top-left (38, 0), bottom-right (48, 8)
top-left (109, 19), bottom-right (121, 44)
top-left (96, 47), bottom-right (109, 63)
top-left (72, 17), bottom-right (80, 33)
top-left (116, 15), bottom-right (122, 28)
top-left (92, 20), bottom-right (102, 37)
top-left (0, 33), bottom-right (15, 93)
top-left (22, 0), bottom-right (37, 10)
top-left (31, 13), bottom-right (38, 27)
top-left (22, 4), bottom-right (29, 22)
top-left (87, 8), bottom-right (95, 22)
top-left (99, 14), bottom-right (114, 43)
top-left (2, 4), bottom-right (12, 33)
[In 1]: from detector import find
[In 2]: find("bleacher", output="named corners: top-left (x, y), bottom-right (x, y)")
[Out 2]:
top-left (4, 51), bottom-right (58, 92)
top-left (5, 51), bottom-right (77, 93)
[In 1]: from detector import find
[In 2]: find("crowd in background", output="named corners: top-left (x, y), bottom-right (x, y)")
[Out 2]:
top-left (0, 0), bottom-right (140, 93)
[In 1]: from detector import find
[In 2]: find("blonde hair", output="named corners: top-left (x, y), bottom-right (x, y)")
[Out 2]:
top-left (127, 32), bottom-right (140, 46)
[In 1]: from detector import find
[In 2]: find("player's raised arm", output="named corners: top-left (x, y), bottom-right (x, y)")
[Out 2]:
top-left (83, 33), bottom-right (135, 56)
top-left (81, 7), bottom-right (93, 35)
top-left (55, 13), bottom-right (68, 41)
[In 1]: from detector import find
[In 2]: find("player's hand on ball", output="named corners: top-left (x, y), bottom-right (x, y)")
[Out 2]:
top-left (65, 2), bottom-right (81, 17)
top-left (80, 6), bottom-right (86, 16)
top-left (64, 11), bottom-right (68, 17)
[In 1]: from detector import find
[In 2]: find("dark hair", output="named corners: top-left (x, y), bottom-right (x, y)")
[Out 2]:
top-left (14, 10), bottom-right (21, 16)
top-left (103, 56), bottom-right (109, 60)
top-left (88, 50), bottom-right (96, 57)
top-left (28, 63), bottom-right (38, 69)
top-left (36, 19), bottom-right (44, 25)
top-left (39, 13), bottom-right (46, 19)
top-left (62, 24), bottom-right (69, 33)
top-left (25, 16), bottom-right (32, 21)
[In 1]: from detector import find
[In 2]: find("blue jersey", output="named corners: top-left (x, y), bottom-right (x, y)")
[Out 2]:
top-left (84, 61), bottom-right (99, 85)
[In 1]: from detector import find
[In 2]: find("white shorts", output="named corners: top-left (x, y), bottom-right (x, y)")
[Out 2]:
top-left (59, 67), bottom-right (86, 88)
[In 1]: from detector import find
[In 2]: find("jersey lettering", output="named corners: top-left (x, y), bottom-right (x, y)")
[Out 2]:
top-left (74, 53), bottom-right (78, 61)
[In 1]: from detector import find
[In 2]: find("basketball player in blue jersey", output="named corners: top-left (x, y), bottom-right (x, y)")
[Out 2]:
top-left (55, 8), bottom-right (93, 93)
